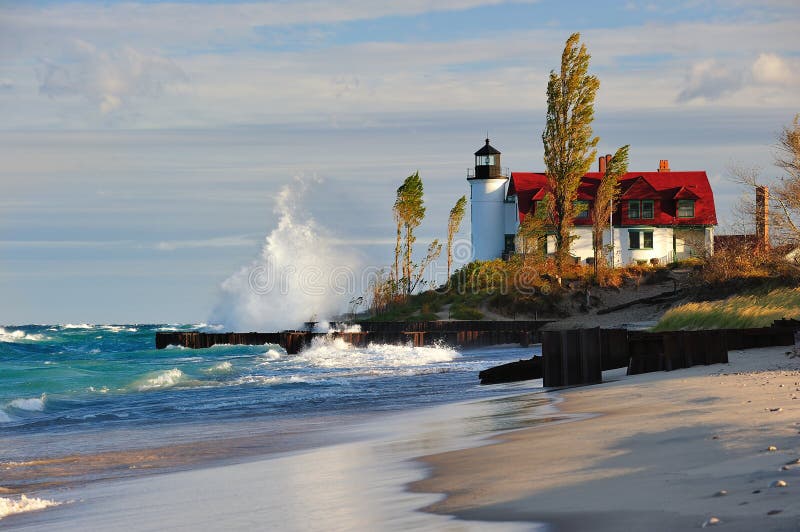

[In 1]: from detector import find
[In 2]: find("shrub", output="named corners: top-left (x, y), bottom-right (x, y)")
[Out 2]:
top-left (449, 304), bottom-right (484, 320)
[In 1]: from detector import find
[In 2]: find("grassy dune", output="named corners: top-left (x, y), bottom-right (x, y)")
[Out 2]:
top-left (653, 287), bottom-right (800, 331)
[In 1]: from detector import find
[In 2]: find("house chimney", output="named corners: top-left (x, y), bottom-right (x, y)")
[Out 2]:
top-left (598, 154), bottom-right (612, 174)
top-left (756, 185), bottom-right (770, 251)
top-left (658, 160), bottom-right (670, 172)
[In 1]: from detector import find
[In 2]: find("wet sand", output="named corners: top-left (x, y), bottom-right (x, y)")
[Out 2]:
top-left (413, 346), bottom-right (800, 531)
top-left (2, 381), bottom-right (555, 530)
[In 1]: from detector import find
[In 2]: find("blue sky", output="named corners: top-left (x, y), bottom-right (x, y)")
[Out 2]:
top-left (1, 0), bottom-right (798, 324)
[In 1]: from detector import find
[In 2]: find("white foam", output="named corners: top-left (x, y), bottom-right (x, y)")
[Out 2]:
top-left (257, 348), bottom-right (285, 364)
top-left (0, 327), bottom-right (47, 342)
top-left (0, 494), bottom-right (61, 520)
top-left (233, 375), bottom-right (309, 386)
top-left (0, 410), bottom-right (14, 423)
top-left (8, 394), bottom-right (46, 412)
top-left (100, 325), bottom-right (138, 333)
top-left (134, 368), bottom-right (186, 391)
top-left (62, 323), bottom-right (94, 329)
top-left (316, 321), bottom-right (362, 333)
top-left (204, 361), bottom-right (233, 374)
top-left (297, 336), bottom-right (459, 369)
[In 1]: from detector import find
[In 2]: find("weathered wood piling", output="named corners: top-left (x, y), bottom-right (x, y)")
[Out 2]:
top-left (154, 320), bottom-right (554, 354)
top-left (484, 320), bottom-right (799, 387)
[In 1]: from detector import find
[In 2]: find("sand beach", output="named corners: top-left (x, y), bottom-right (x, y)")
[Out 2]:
top-left (414, 346), bottom-right (800, 531)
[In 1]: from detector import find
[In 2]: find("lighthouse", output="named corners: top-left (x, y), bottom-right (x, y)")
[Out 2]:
top-left (468, 138), bottom-right (509, 261)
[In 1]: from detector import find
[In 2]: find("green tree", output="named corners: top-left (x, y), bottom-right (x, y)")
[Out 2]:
top-left (393, 172), bottom-right (426, 296)
top-left (591, 145), bottom-right (629, 277)
top-left (517, 197), bottom-right (550, 260)
top-left (542, 32), bottom-right (600, 273)
top-left (446, 195), bottom-right (467, 281)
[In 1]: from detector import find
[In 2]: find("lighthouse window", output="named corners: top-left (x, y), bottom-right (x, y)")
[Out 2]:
top-left (477, 155), bottom-right (495, 166)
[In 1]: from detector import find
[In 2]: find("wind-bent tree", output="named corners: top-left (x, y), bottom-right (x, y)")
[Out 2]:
top-left (591, 145), bottom-right (629, 277)
top-left (410, 239), bottom-right (443, 294)
top-left (542, 32), bottom-right (600, 272)
top-left (446, 195), bottom-right (467, 281)
top-left (393, 172), bottom-right (426, 296)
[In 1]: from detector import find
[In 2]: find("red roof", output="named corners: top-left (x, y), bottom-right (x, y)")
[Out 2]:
top-left (508, 171), bottom-right (717, 226)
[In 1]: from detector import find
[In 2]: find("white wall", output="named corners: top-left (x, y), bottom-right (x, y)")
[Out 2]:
top-left (469, 177), bottom-right (508, 261)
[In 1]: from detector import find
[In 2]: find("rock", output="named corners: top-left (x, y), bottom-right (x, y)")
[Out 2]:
top-left (702, 517), bottom-right (721, 527)
top-left (769, 408), bottom-right (783, 412)
top-left (770, 480), bottom-right (788, 488)
top-left (713, 490), bottom-right (728, 497)
top-left (781, 466), bottom-right (790, 471)
top-left (785, 458), bottom-right (800, 465)
top-left (767, 509), bottom-right (783, 516)
top-left (752, 489), bottom-right (762, 494)
top-left (767, 445), bottom-right (778, 451)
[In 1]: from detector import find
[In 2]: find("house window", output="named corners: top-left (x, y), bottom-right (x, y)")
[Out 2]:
top-left (641, 200), bottom-right (654, 219)
top-left (677, 199), bottom-right (695, 218)
top-left (628, 200), bottom-right (640, 219)
top-left (629, 229), bottom-right (654, 249)
top-left (574, 200), bottom-right (589, 218)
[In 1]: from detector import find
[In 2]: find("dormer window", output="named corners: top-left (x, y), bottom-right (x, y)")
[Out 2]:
top-left (677, 199), bottom-right (695, 218)
top-left (628, 200), bottom-right (654, 219)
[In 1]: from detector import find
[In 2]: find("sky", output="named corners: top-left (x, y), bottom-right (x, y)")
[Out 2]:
top-left (1, 0), bottom-right (798, 324)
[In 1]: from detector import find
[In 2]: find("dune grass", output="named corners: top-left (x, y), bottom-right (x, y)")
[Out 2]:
top-left (652, 287), bottom-right (800, 331)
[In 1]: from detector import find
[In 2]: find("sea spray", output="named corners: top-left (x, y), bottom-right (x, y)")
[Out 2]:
top-left (210, 177), bottom-right (361, 331)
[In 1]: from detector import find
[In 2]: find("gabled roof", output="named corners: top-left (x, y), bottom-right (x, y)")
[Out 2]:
top-left (673, 186), bottom-right (701, 200)
top-left (508, 170), bottom-right (717, 226)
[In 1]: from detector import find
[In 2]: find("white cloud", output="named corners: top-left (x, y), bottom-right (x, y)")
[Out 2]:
top-left (677, 59), bottom-right (743, 102)
top-left (752, 53), bottom-right (792, 85)
top-left (37, 39), bottom-right (188, 114)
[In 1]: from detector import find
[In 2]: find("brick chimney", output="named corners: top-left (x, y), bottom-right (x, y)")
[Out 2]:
top-left (658, 159), bottom-right (670, 172)
top-left (598, 154), bottom-right (612, 174)
top-left (756, 185), bottom-right (770, 251)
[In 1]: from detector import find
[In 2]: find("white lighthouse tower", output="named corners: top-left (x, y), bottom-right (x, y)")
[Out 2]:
top-left (468, 138), bottom-right (509, 261)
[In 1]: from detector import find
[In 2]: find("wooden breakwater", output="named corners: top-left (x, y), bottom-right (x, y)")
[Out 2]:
top-left (155, 320), bottom-right (554, 354)
top-left (482, 320), bottom-right (799, 387)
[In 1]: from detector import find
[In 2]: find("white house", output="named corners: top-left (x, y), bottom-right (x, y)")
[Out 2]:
top-left (468, 139), bottom-right (718, 265)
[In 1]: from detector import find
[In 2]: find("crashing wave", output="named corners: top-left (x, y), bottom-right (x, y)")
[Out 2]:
top-left (8, 394), bottom-right (46, 412)
top-left (134, 368), bottom-right (187, 391)
top-left (0, 327), bottom-right (47, 342)
top-left (296, 336), bottom-right (459, 369)
top-left (0, 494), bottom-right (61, 520)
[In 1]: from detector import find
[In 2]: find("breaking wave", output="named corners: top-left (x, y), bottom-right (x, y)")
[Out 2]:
top-left (133, 368), bottom-right (188, 391)
top-left (0, 494), bottom-right (61, 520)
top-left (296, 336), bottom-right (459, 369)
top-left (8, 394), bottom-right (47, 412)
top-left (0, 327), bottom-right (47, 342)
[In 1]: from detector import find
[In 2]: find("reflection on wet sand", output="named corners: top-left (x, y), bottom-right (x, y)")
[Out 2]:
top-left (9, 389), bottom-right (562, 531)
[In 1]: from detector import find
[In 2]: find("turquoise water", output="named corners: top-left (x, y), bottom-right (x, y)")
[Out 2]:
top-left (0, 324), bottom-right (541, 439)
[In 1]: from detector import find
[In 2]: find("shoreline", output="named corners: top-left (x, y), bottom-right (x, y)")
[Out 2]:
top-left (411, 346), bottom-right (800, 531)
top-left (2, 375), bottom-right (555, 529)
